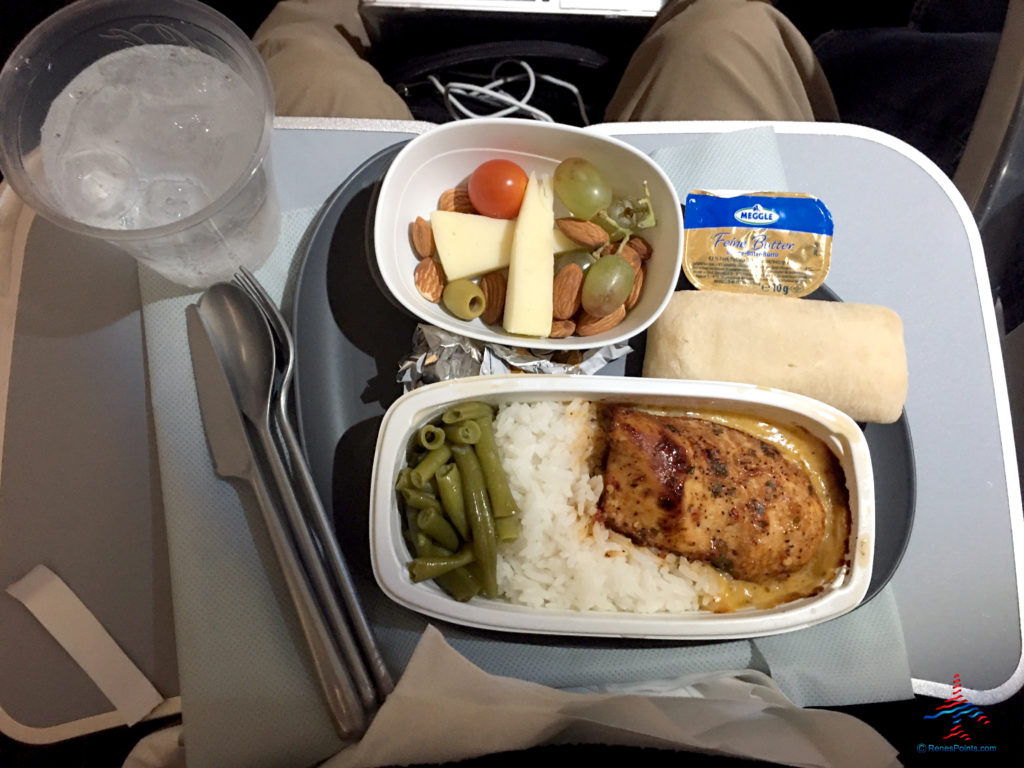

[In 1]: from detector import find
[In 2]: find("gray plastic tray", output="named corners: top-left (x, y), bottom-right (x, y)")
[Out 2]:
top-left (289, 142), bottom-right (916, 681)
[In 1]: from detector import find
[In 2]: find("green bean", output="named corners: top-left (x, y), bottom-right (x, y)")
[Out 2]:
top-left (434, 463), bottom-right (469, 540)
top-left (402, 503), bottom-right (427, 553)
top-left (443, 420), bottom-right (482, 445)
top-left (472, 416), bottom-right (520, 521)
top-left (435, 566), bottom-right (482, 602)
top-left (451, 443), bottom-right (498, 598)
top-left (495, 514), bottom-right (520, 542)
top-left (418, 424), bottom-right (446, 450)
top-left (417, 507), bottom-right (460, 551)
top-left (442, 401), bottom-right (494, 424)
top-left (463, 561), bottom-right (486, 590)
top-left (406, 457), bottom-right (436, 491)
top-left (407, 544), bottom-right (476, 582)
top-left (395, 467), bottom-right (415, 493)
top-left (402, 516), bottom-right (417, 551)
top-left (405, 460), bottom-right (434, 489)
top-left (410, 444), bottom-right (452, 488)
top-left (405, 506), bottom-right (420, 535)
top-left (400, 487), bottom-right (441, 512)
top-left (413, 532), bottom-right (446, 558)
top-left (401, 465), bottom-right (480, 599)
top-left (413, 533), bottom-right (483, 601)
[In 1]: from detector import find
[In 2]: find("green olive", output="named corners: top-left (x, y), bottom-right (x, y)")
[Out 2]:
top-left (442, 279), bottom-right (486, 321)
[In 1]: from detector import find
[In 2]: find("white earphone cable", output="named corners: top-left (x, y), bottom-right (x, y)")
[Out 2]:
top-left (427, 59), bottom-right (590, 125)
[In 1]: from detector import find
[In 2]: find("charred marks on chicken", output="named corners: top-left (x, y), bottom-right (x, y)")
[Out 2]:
top-left (747, 498), bottom-right (769, 531)
top-left (715, 479), bottom-right (738, 498)
top-left (709, 537), bottom-right (734, 575)
top-left (629, 526), bottom-right (664, 547)
top-left (652, 433), bottom-right (691, 478)
top-left (703, 447), bottom-right (729, 477)
top-left (646, 426), bottom-right (692, 511)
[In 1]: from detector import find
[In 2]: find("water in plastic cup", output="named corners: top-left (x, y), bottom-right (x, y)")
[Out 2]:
top-left (0, 0), bottom-right (280, 288)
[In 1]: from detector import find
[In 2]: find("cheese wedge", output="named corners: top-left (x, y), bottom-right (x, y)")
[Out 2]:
top-left (503, 172), bottom-right (555, 336)
top-left (552, 226), bottom-right (580, 254)
top-left (431, 211), bottom-right (516, 280)
top-left (431, 210), bottom-right (579, 281)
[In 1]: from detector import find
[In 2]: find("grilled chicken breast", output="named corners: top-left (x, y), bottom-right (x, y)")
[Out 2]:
top-left (597, 405), bottom-right (826, 583)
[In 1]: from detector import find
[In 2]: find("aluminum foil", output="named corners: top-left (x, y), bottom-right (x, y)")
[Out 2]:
top-left (397, 324), bottom-right (632, 390)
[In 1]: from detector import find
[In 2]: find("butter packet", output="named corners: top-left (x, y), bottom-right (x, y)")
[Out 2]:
top-left (682, 191), bottom-right (833, 297)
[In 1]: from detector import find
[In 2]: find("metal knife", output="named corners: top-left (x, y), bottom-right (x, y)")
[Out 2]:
top-left (186, 303), bottom-right (366, 739)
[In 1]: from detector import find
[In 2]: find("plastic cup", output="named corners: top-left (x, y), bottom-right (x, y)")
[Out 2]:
top-left (0, 0), bottom-right (280, 287)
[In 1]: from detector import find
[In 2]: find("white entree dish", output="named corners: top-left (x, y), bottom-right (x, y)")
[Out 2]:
top-left (370, 374), bottom-right (875, 639)
top-left (372, 118), bottom-right (683, 350)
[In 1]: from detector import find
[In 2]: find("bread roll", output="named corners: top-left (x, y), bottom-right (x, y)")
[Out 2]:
top-left (643, 291), bottom-right (907, 423)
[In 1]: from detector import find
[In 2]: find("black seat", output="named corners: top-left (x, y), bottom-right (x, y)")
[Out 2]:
top-left (954, 0), bottom-right (1024, 335)
top-left (952, 0), bottom-right (1024, 507)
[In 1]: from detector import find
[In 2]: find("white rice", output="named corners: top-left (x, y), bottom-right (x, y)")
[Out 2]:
top-left (493, 399), bottom-right (724, 613)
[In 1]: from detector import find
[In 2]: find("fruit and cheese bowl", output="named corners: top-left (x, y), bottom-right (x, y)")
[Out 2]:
top-left (372, 118), bottom-right (684, 350)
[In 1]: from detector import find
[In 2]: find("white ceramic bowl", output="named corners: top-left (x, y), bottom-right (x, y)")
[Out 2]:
top-left (370, 374), bottom-right (875, 639)
top-left (372, 118), bottom-right (683, 350)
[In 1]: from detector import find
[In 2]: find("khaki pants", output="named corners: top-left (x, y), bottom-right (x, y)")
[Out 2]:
top-left (253, 0), bottom-right (838, 122)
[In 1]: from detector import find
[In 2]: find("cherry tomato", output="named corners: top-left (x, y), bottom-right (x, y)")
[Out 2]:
top-left (467, 159), bottom-right (528, 219)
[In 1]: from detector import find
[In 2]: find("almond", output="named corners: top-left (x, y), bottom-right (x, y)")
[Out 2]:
top-left (627, 235), bottom-right (653, 261)
top-left (411, 216), bottom-right (434, 259)
top-left (575, 304), bottom-right (626, 336)
top-left (552, 263), bottom-right (583, 321)
top-left (556, 218), bottom-right (609, 249)
top-left (549, 319), bottom-right (576, 338)
top-left (602, 239), bottom-right (643, 272)
top-left (598, 239), bottom-right (647, 268)
top-left (625, 263), bottom-right (645, 310)
top-left (438, 188), bottom-right (476, 214)
top-left (479, 271), bottom-right (506, 325)
top-left (414, 257), bottom-right (445, 302)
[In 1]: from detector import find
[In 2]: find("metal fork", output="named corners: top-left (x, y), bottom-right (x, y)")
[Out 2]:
top-left (232, 266), bottom-right (395, 703)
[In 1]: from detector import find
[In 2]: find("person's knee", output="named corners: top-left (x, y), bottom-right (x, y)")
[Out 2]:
top-left (607, 0), bottom-right (830, 122)
top-left (261, 34), bottom-right (412, 119)
top-left (256, 20), bottom-right (361, 63)
top-left (657, 0), bottom-right (789, 53)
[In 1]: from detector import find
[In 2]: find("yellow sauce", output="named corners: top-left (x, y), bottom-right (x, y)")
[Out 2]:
top-left (633, 407), bottom-right (851, 612)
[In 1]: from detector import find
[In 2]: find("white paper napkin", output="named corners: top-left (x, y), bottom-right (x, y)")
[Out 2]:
top-left (650, 123), bottom-right (789, 196)
top-left (323, 626), bottom-right (901, 768)
top-left (138, 127), bottom-right (912, 768)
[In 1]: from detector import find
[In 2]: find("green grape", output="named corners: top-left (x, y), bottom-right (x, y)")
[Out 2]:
top-left (553, 158), bottom-right (612, 220)
top-left (554, 249), bottom-right (597, 274)
top-left (581, 254), bottom-right (635, 317)
top-left (607, 198), bottom-right (639, 230)
top-left (607, 187), bottom-right (656, 232)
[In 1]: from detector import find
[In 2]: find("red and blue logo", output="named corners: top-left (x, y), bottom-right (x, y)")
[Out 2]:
top-left (923, 674), bottom-right (991, 741)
